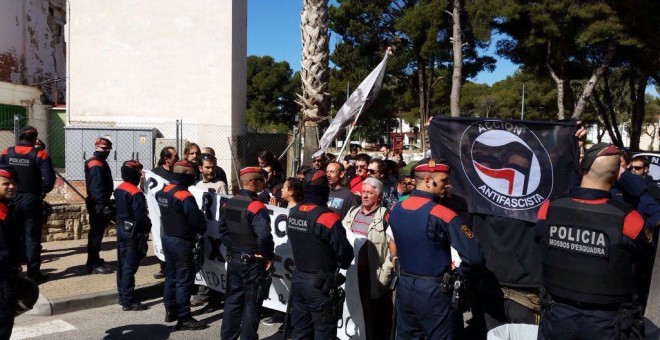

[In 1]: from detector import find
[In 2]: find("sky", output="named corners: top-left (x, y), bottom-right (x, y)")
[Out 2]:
top-left (247, 0), bottom-right (657, 95)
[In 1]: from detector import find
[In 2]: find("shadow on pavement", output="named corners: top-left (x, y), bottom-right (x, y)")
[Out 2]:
top-left (103, 323), bottom-right (172, 340)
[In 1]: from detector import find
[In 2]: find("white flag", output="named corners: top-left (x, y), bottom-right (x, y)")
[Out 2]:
top-left (313, 50), bottom-right (390, 158)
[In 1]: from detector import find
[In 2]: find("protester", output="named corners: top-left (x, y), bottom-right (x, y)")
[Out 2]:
top-left (114, 160), bottom-right (151, 311)
top-left (258, 164), bottom-right (283, 206)
top-left (343, 145), bottom-right (360, 179)
top-left (349, 154), bottom-right (370, 195)
top-left (630, 155), bottom-right (650, 179)
top-left (379, 144), bottom-right (391, 160)
top-left (342, 177), bottom-right (395, 340)
top-left (536, 143), bottom-right (654, 339)
top-left (388, 158), bottom-right (484, 339)
top-left (0, 126), bottom-right (55, 283)
top-left (183, 143), bottom-right (202, 177)
top-left (326, 162), bottom-right (359, 218)
top-left (194, 153), bottom-right (227, 194)
top-left (201, 146), bottom-right (228, 185)
top-left (286, 170), bottom-right (353, 339)
top-left (151, 146), bottom-right (178, 280)
top-left (367, 159), bottom-right (398, 209)
top-left (279, 177), bottom-right (303, 208)
top-left (156, 161), bottom-right (207, 330)
top-left (152, 146), bottom-right (178, 181)
top-left (219, 167), bottom-right (274, 340)
top-left (312, 153), bottom-right (328, 171)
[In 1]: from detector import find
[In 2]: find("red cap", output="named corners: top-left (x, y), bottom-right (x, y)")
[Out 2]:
top-left (122, 160), bottom-right (143, 170)
top-left (414, 159), bottom-right (450, 173)
top-left (173, 160), bottom-right (195, 169)
top-left (95, 137), bottom-right (113, 149)
top-left (240, 166), bottom-right (263, 177)
top-left (310, 170), bottom-right (326, 182)
top-left (0, 168), bottom-right (15, 180)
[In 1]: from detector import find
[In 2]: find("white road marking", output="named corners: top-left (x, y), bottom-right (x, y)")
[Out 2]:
top-left (10, 319), bottom-right (76, 340)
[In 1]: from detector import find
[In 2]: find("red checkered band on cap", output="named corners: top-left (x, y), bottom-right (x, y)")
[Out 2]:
top-left (414, 160), bottom-right (449, 173)
top-left (0, 169), bottom-right (14, 179)
top-left (95, 138), bottom-right (112, 148)
top-left (173, 160), bottom-right (195, 169)
top-left (123, 160), bottom-right (142, 170)
top-left (240, 167), bottom-right (262, 176)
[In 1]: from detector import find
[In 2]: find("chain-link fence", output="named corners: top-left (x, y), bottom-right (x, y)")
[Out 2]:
top-left (1, 110), bottom-right (300, 204)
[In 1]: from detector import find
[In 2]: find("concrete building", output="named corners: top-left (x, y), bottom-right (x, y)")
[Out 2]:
top-left (66, 0), bottom-right (247, 183)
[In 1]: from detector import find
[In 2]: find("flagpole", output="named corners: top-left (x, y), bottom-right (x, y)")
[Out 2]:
top-left (337, 101), bottom-right (367, 160)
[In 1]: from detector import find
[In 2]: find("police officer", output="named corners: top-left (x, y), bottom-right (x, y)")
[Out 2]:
top-left (0, 126), bottom-right (55, 283)
top-left (0, 166), bottom-right (20, 339)
top-left (537, 143), bottom-right (654, 339)
top-left (218, 167), bottom-right (274, 340)
top-left (388, 158), bottom-right (484, 339)
top-left (156, 160), bottom-right (207, 330)
top-left (114, 160), bottom-right (151, 312)
top-left (287, 170), bottom-right (354, 339)
top-left (84, 137), bottom-right (115, 274)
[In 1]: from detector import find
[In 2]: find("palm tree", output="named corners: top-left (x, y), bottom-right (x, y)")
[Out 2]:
top-left (298, 0), bottom-right (330, 164)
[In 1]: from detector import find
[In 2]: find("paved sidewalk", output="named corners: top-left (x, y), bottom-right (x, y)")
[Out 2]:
top-left (25, 237), bottom-right (164, 316)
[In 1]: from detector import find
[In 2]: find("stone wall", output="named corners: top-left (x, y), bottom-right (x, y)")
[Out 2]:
top-left (42, 203), bottom-right (115, 242)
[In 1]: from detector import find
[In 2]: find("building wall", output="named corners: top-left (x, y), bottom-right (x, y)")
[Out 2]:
top-left (66, 0), bottom-right (246, 128)
top-left (0, 0), bottom-right (66, 104)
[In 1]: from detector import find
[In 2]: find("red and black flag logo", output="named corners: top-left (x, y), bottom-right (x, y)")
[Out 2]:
top-left (430, 118), bottom-right (578, 222)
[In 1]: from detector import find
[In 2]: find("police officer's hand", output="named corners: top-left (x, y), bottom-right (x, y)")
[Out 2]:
top-left (254, 254), bottom-right (272, 271)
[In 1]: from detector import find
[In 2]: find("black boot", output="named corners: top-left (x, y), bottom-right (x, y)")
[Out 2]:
top-left (165, 308), bottom-right (178, 323)
top-left (175, 317), bottom-right (207, 331)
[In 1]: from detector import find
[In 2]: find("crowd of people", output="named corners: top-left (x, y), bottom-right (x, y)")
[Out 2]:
top-left (0, 122), bottom-right (659, 339)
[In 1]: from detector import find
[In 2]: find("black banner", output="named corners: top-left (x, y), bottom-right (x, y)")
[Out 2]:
top-left (429, 117), bottom-right (579, 222)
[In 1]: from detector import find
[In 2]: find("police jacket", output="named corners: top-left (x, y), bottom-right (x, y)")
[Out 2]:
top-left (85, 152), bottom-right (114, 205)
top-left (287, 200), bottom-right (353, 274)
top-left (0, 199), bottom-right (18, 279)
top-left (114, 181), bottom-right (152, 235)
top-left (0, 142), bottom-right (55, 195)
top-left (389, 190), bottom-right (484, 278)
top-left (218, 189), bottom-right (274, 259)
top-left (536, 187), bottom-right (654, 305)
top-left (156, 183), bottom-right (206, 241)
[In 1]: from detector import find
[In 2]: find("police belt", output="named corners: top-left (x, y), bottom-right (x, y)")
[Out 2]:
top-left (400, 269), bottom-right (445, 283)
top-left (550, 294), bottom-right (624, 311)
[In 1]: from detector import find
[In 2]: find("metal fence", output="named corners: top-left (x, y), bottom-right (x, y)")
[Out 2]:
top-left (1, 112), bottom-right (298, 204)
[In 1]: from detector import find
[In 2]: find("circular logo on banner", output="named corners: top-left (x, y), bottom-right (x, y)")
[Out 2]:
top-left (459, 120), bottom-right (553, 210)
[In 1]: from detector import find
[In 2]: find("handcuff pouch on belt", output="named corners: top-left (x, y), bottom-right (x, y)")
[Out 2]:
top-left (313, 270), bottom-right (346, 322)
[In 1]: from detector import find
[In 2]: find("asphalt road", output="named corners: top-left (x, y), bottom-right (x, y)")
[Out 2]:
top-left (12, 298), bottom-right (283, 340)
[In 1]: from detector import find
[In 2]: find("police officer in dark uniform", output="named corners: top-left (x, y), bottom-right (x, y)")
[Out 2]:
top-left (536, 143), bottom-right (654, 339)
top-left (114, 160), bottom-right (151, 312)
top-left (84, 137), bottom-right (115, 274)
top-left (389, 158), bottom-right (484, 339)
top-left (156, 160), bottom-right (207, 330)
top-left (0, 166), bottom-right (20, 339)
top-left (218, 166), bottom-right (274, 340)
top-left (0, 126), bottom-right (55, 283)
top-left (287, 170), bottom-right (354, 339)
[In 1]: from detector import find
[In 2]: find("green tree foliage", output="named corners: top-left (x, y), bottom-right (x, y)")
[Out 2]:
top-left (329, 0), bottom-right (495, 150)
top-left (246, 55), bottom-right (300, 132)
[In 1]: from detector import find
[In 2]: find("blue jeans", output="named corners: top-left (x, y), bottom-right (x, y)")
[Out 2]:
top-left (162, 235), bottom-right (195, 319)
top-left (220, 258), bottom-right (262, 340)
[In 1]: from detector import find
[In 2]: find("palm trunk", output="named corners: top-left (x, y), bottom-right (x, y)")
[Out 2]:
top-left (299, 0), bottom-right (330, 164)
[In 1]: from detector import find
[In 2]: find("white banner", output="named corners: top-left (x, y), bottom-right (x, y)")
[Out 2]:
top-left (144, 171), bottom-right (366, 338)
